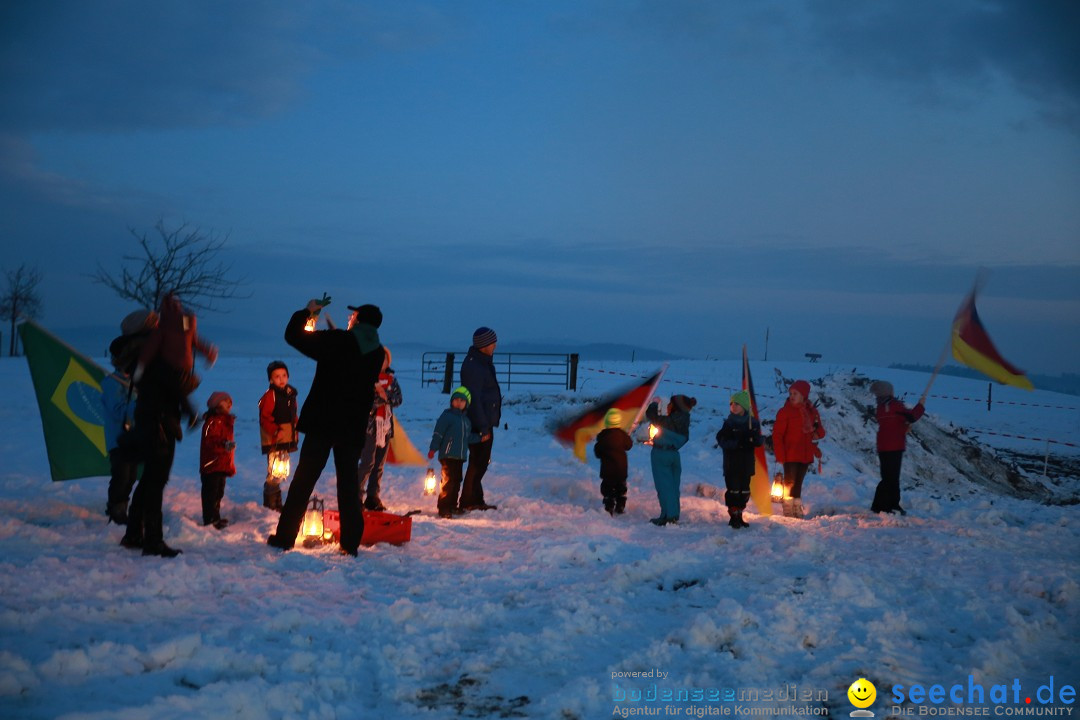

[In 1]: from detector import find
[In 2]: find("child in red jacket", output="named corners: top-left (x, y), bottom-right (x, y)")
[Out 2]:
top-left (772, 379), bottom-right (826, 518)
top-left (869, 380), bottom-right (925, 515)
top-left (200, 391), bottom-right (236, 529)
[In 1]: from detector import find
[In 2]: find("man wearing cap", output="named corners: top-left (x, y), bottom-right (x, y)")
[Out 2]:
top-left (267, 299), bottom-right (385, 556)
top-left (459, 326), bottom-right (502, 511)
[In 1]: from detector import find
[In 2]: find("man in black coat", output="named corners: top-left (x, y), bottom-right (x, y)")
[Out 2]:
top-left (267, 299), bottom-right (385, 556)
top-left (459, 326), bottom-right (502, 511)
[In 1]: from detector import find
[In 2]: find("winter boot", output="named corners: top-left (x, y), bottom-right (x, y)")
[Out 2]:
top-left (142, 541), bottom-right (183, 558)
top-left (727, 508), bottom-right (740, 529)
top-left (106, 501), bottom-right (129, 526)
top-left (263, 482), bottom-right (282, 512)
top-left (603, 497), bottom-right (616, 516)
top-left (791, 499), bottom-right (804, 519)
top-left (781, 498), bottom-right (794, 517)
top-left (738, 509), bottom-right (750, 528)
top-left (614, 497), bottom-right (626, 515)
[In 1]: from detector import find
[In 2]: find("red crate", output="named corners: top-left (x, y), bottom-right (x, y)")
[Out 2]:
top-left (323, 509), bottom-right (412, 546)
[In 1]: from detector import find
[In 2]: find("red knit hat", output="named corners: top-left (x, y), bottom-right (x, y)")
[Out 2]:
top-left (206, 391), bottom-right (232, 409)
top-left (790, 380), bottom-right (811, 400)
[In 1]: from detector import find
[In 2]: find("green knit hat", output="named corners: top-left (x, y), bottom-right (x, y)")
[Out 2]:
top-left (730, 390), bottom-right (752, 413)
top-left (451, 386), bottom-right (472, 407)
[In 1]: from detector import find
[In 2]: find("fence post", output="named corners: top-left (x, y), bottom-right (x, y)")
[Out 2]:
top-left (987, 382), bottom-right (992, 412)
top-left (442, 353), bottom-right (455, 394)
top-left (569, 353), bottom-right (579, 391)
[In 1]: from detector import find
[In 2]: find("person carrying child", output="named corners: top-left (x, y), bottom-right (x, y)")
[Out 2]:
top-left (593, 408), bottom-right (633, 516)
top-left (358, 347), bottom-right (402, 512)
top-left (772, 379), bottom-right (826, 519)
top-left (428, 386), bottom-right (472, 519)
top-left (200, 391), bottom-right (236, 529)
top-left (134, 292), bottom-right (218, 429)
top-left (102, 308), bottom-right (157, 525)
top-left (645, 394), bottom-right (697, 526)
top-left (869, 380), bottom-right (925, 515)
top-left (259, 360), bottom-right (299, 511)
top-left (716, 390), bottom-right (763, 529)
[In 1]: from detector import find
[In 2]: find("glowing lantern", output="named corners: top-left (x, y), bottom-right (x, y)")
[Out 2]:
top-left (770, 472), bottom-right (787, 503)
top-left (423, 467), bottom-right (438, 496)
top-left (644, 424), bottom-right (659, 446)
top-left (299, 496), bottom-right (326, 546)
top-left (268, 450), bottom-right (291, 481)
top-left (304, 315), bottom-right (318, 332)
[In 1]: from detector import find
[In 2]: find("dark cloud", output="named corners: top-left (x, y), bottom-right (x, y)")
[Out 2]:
top-left (805, 0), bottom-right (1080, 132)
top-left (0, 0), bottom-right (455, 133)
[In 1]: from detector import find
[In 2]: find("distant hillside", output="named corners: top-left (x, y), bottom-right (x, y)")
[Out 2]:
top-left (889, 363), bottom-right (1080, 397)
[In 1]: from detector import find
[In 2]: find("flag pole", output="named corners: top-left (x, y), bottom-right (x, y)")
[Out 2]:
top-left (628, 363), bottom-right (667, 433)
top-left (919, 340), bottom-right (950, 406)
top-left (921, 272), bottom-right (983, 405)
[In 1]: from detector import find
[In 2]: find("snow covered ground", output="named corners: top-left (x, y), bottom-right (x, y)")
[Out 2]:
top-left (1, 354), bottom-right (1077, 719)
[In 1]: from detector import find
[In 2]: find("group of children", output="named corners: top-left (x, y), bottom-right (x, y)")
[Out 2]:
top-left (589, 379), bottom-right (924, 529)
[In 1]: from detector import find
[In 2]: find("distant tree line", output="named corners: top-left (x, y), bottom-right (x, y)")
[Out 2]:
top-left (889, 363), bottom-right (1080, 397)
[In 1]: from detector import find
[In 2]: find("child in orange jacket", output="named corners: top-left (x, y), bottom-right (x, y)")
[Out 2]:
top-left (259, 361), bottom-right (299, 511)
top-left (772, 380), bottom-right (825, 518)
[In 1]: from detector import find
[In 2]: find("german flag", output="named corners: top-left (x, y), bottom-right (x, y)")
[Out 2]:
top-left (742, 345), bottom-right (773, 516)
top-left (951, 293), bottom-right (1033, 391)
top-left (553, 369), bottom-right (665, 462)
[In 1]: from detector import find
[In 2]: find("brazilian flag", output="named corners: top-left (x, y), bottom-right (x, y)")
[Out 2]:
top-left (19, 321), bottom-right (112, 481)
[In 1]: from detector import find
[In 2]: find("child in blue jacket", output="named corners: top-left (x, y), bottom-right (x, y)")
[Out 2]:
top-left (428, 387), bottom-right (473, 519)
top-left (645, 394), bottom-right (697, 526)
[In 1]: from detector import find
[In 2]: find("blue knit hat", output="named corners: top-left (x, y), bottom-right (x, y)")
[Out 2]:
top-left (472, 327), bottom-right (498, 348)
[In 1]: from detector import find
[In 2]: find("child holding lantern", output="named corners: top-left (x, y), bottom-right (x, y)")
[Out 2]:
top-left (428, 387), bottom-right (473, 519)
top-left (259, 360), bottom-right (299, 511)
top-left (199, 391), bottom-right (236, 529)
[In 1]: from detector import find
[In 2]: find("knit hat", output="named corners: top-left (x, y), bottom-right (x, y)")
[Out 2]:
top-left (730, 391), bottom-right (751, 413)
top-left (672, 395), bottom-right (698, 412)
top-left (347, 303), bottom-right (383, 328)
top-left (266, 360), bottom-right (288, 380)
top-left (604, 409), bottom-right (623, 428)
top-left (472, 327), bottom-right (498, 349)
top-left (869, 380), bottom-right (893, 399)
top-left (451, 386), bottom-right (472, 407)
top-left (207, 391), bottom-right (232, 409)
top-left (120, 308), bottom-right (157, 336)
top-left (790, 380), bottom-right (811, 400)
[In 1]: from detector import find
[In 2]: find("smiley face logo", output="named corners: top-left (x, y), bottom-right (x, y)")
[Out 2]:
top-left (848, 678), bottom-right (877, 709)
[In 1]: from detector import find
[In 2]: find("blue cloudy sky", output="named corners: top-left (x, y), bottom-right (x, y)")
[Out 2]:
top-left (2, 0), bottom-right (1078, 374)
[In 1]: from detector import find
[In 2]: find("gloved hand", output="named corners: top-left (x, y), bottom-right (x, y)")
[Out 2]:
top-left (427, 450), bottom-right (435, 460)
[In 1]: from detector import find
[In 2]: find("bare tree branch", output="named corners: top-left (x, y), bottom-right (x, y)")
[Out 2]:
top-left (90, 220), bottom-right (250, 313)
top-left (0, 263), bottom-right (44, 356)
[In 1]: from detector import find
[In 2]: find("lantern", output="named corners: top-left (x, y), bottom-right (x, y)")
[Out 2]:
top-left (299, 496), bottom-right (326, 546)
top-left (304, 314), bottom-right (318, 332)
top-left (268, 450), bottom-right (291, 481)
top-left (770, 472), bottom-right (787, 503)
top-left (644, 423), bottom-right (659, 446)
top-left (423, 467), bottom-right (438, 496)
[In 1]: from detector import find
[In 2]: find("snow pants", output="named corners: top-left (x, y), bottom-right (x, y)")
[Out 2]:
top-left (107, 447), bottom-right (139, 523)
top-left (872, 450), bottom-right (904, 512)
top-left (200, 472), bottom-right (227, 525)
top-left (438, 458), bottom-right (464, 516)
top-left (275, 427), bottom-right (365, 555)
top-left (724, 473), bottom-right (751, 510)
top-left (650, 447), bottom-right (682, 521)
top-left (461, 432), bottom-right (493, 509)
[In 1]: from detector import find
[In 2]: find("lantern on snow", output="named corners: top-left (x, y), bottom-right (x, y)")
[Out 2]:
top-left (423, 467), bottom-right (438, 496)
top-left (268, 450), bottom-right (291, 481)
top-left (770, 472), bottom-right (787, 503)
top-left (299, 496), bottom-right (326, 546)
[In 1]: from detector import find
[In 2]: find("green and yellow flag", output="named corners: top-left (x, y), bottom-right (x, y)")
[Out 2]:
top-left (19, 321), bottom-right (111, 481)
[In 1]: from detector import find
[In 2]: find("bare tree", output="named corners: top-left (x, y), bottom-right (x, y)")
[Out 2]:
top-left (0, 264), bottom-right (43, 356)
top-left (91, 220), bottom-right (249, 313)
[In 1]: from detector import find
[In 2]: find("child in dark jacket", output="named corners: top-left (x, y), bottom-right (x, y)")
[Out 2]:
top-left (869, 380), bottom-right (925, 515)
top-left (200, 391), bottom-right (236, 529)
top-left (593, 408), bottom-right (633, 515)
top-left (428, 387), bottom-right (473, 519)
top-left (716, 390), bottom-right (763, 529)
top-left (259, 360), bottom-right (299, 511)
